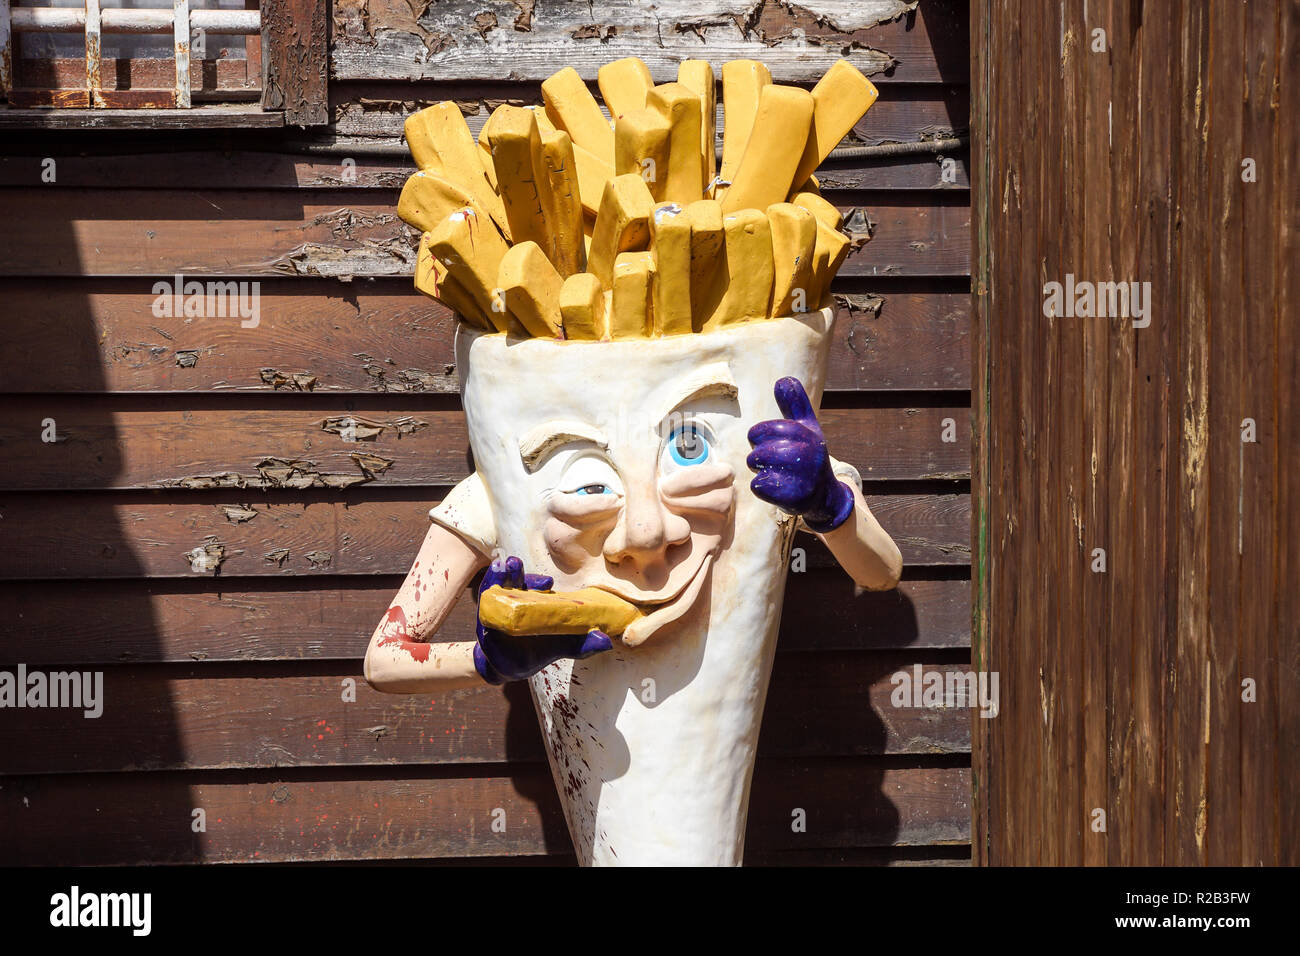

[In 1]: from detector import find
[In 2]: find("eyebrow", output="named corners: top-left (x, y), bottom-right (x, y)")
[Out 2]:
top-left (653, 361), bottom-right (739, 423)
top-left (518, 419), bottom-right (609, 471)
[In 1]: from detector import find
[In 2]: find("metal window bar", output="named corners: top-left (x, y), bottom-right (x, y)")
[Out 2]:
top-left (0, 2), bottom-right (261, 108)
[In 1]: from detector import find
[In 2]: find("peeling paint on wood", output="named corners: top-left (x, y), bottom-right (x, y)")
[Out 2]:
top-left (261, 0), bottom-right (328, 124)
top-left (0, 192), bottom-right (965, 278)
top-left (220, 505), bottom-right (259, 523)
top-left (3, 281), bottom-right (966, 392)
top-left (328, 86), bottom-right (968, 150)
top-left (330, 0), bottom-right (923, 82)
top-left (261, 369), bottom-right (319, 390)
top-left (834, 292), bottom-right (885, 320)
top-left (842, 207), bottom-right (876, 250)
top-left (321, 415), bottom-right (427, 440)
top-left (183, 536), bottom-right (227, 574)
top-left (0, 494), bottom-right (968, 579)
top-left (0, 401), bottom-right (966, 490)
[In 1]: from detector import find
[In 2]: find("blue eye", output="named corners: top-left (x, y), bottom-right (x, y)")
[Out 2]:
top-left (574, 483), bottom-right (612, 495)
top-left (667, 425), bottom-right (710, 466)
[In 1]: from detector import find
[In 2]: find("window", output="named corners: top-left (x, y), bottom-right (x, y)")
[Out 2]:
top-left (0, 0), bottom-right (326, 123)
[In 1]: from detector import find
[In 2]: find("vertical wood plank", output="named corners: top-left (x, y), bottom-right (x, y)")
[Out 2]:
top-left (1204, 0), bottom-right (1245, 868)
top-left (1038, 0), bottom-right (1065, 865)
top-left (0, 0), bottom-right (13, 98)
top-left (174, 0), bottom-right (191, 109)
top-left (1236, 0), bottom-right (1280, 868)
top-left (1078, 0), bottom-right (1113, 869)
top-left (260, 0), bottom-right (327, 125)
top-left (1169, 0), bottom-right (1211, 866)
top-left (1272, 0), bottom-right (1300, 867)
top-left (1100, 0), bottom-right (1140, 868)
top-left (85, 0), bottom-right (102, 107)
top-left (969, 0), bottom-right (994, 868)
top-left (244, 0), bottom-right (262, 91)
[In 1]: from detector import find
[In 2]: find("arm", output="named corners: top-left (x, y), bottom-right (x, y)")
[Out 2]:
top-left (817, 479), bottom-right (902, 591)
top-left (747, 377), bottom-right (902, 592)
top-left (363, 521), bottom-right (487, 693)
top-left (364, 520), bottom-right (614, 693)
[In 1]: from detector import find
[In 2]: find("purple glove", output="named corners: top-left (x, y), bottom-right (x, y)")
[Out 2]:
top-left (473, 555), bottom-right (613, 684)
top-left (746, 377), bottom-right (855, 534)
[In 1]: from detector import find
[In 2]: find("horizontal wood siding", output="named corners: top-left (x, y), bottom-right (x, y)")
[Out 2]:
top-left (0, 0), bottom-right (972, 865)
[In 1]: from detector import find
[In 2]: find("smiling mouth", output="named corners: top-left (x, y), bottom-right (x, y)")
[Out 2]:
top-left (584, 553), bottom-right (715, 648)
top-left (587, 550), bottom-right (713, 609)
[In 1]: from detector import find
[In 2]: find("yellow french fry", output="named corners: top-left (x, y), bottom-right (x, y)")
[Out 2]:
top-left (587, 173), bottom-right (655, 290)
top-left (717, 59), bottom-right (771, 200)
top-left (570, 140), bottom-right (616, 219)
top-left (704, 208), bottom-right (773, 329)
top-left (791, 59), bottom-right (879, 192)
top-left (766, 202), bottom-right (817, 316)
top-left (598, 57), bottom-right (654, 122)
top-left (811, 219), bottom-right (852, 305)
top-left (646, 83), bottom-right (705, 205)
top-left (795, 174), bottom-right (821, 195)
top-left (425, 208), bottom-right (520, 335)
top-left (791, 190), bottom-right (843, 230)
top-left (649, 202), bottom-right (692, 336)
top-left (476, 107), bottom-right (503, 191)
top-left (683, 199), bottom-right (725, 328)
top-left (499, 241), bottom-right (564, 338)
top-left (404, 102), bottom-right (511, 241)
top-left (677, 60), bottom-right (717, 190)
top-left (397, 171), bottom-right (477, 235)
top-left (538, 129), bottom-right (587, 277)
top-left (479, 585), bottom-right (643, 636)
top-left (415, 232), bottom-right (490, 329)
top-left (559, 272), bottom-right (608, 340)
top-left (487, 106), bottom-right (549, 254)
top-left (720, 85), bottom-right (814, 215)
top-left (610, 251), bottom-right (656, 339)
top-left (404, 110), bottom-right (444, 173)
top-left (542, 66), bottom-right (615, 165)
top-left (614, 108), bottom-right (671, 203)
top-left (530, 105), bottom-right (558, 135)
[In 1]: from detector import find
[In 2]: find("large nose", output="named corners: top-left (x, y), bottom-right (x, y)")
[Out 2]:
top-left (603, 480), bottom-right (690, 579)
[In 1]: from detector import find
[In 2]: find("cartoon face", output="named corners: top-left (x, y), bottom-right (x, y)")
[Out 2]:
top-left (456, 308), bottom-right (835, 644)
top-left (529, 369), bottom-right (740, 610)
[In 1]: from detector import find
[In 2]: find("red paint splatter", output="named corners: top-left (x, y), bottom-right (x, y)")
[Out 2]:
top-left (375, 605), bottom-right (433, 662)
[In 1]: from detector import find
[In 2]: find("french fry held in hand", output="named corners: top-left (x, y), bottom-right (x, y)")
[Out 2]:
top-left (479, 585), bottom-right (644, 637)
top-left (398, 56), bottom-right (880, 338)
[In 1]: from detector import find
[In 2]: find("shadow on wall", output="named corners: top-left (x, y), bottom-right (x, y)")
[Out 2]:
top-left (0, 138), bottom-right (194, 864)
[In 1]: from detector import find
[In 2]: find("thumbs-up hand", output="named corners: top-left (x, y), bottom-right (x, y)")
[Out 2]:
top-left (745, 377), bottom-right (855, 533)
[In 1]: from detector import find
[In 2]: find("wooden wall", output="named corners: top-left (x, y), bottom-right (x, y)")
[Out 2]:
top-left (0, 0), bottom-right (972, 865)
top-left (972, 0), bottom-right (1298, 865)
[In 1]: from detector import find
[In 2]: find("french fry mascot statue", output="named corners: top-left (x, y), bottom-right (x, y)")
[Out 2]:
top-left (364, 57), bottom-right (902, 865)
